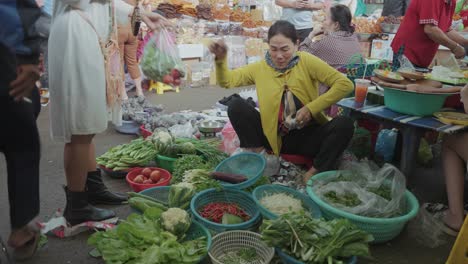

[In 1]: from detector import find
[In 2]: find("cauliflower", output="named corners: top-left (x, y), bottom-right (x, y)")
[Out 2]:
top-left (168, 182), bottom-right (196, 209)
top-left (161, 208), bottom-right (191, 238)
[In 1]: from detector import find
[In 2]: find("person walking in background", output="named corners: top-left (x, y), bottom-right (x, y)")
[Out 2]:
top-left (118, 0), bottom-right (145, 100)
top-left (0, 0), bottom-right (43, 260)
top-left (275, 0), bottom-right (326, 42)
top-left (382, 0), bottom-right (410, 17)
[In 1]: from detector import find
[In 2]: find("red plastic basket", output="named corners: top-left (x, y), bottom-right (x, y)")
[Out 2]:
top-left (140, 125), bottom-right (153, 139)
top-left (126, 167), bottom-right (171, 192)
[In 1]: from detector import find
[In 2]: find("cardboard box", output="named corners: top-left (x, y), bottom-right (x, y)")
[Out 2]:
top-left (370, 34), bottom-right (395, 60)
top-left (178, 44), bottom-right (205, 59)
top-left (359, 41), bottom-right (371, 58)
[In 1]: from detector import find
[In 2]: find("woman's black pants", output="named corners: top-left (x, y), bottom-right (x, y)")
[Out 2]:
top-left (0, 89), bottom-right (40, 229)
top-left (227, 98), bottom-right (354, 172)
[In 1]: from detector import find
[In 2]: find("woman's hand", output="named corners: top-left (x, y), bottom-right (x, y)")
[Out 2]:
top-left (309, 24), bottom-right (324, 39)
top-left (141, 11), bottom-right (172, 31)
top-left (296, 107), bottom-right (313, 128)
top-left (209, 40), bottom-right (228, 60)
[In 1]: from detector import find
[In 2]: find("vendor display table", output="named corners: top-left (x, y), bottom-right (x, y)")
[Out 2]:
top-left (337, 98), bottom-right (467, 182)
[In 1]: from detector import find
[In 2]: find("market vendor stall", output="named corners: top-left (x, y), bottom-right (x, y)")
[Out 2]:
top-left (337, 96), bottom-right (467, 182)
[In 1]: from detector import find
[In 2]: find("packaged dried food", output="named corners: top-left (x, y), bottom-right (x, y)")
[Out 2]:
top-left (217, 20), bottom-right (230, 35)
top-left (229, 22), bottom-right (243, 36)
top-left (242, 27), bottom-right (259, 38)
top-left (205, 21), bottom-right (218, 35)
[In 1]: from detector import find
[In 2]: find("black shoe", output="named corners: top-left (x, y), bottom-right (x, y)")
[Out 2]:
top-left (63, 187), bottom-right (116, 226)
top-left (86, 170), bottom-right (128, 205)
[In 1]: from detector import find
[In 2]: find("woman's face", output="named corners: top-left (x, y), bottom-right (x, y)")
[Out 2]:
top-left (268, 34), bottom-right (298, 69)
top-left (323, 9), bottom-right (339, 33)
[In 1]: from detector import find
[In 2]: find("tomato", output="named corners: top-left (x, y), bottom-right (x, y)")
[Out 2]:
top-left (142, 168), bottom-right (152, 177)
top-left (162, 74), bottom-right (174, 84)
top-left (133, 175), bottom-right (145, 184)
top-left (171, 69), bottom-right (181, 79)
top-left (143, 179), bottom-right (153, 184)
top-left (150, 170), bottom-right (161, 183)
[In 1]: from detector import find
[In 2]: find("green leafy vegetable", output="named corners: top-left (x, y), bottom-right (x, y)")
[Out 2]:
top-left (219, 248), bottom-right (260, 264)
top-left (88, 207), bottom-right (207, 264)
top-left (260, 211), bottom-right (373, 264)
top-left (172, 155), bottom-right (211, 184)
top-left (323, 191), bottom-right (361, 207)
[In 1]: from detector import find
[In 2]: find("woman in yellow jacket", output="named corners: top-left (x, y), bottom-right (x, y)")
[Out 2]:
top-left (209, 20), bottom-right (354, 183)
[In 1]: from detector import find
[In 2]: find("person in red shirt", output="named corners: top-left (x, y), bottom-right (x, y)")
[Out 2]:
top-left (391, 0), bottom-right (467, 68)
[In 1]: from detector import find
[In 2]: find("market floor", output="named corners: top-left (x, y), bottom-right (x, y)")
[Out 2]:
top-left (0, 86), bottom-right (456, 264)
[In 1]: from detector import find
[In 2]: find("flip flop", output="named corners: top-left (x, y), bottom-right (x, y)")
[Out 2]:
top-left (12, 231), bottom-right (40, 261)
top-left (424, 203), bottom-right (461, 237)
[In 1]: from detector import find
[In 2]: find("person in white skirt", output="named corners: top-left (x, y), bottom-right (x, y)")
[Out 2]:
top-left (48, 0), bottom-right (168, 225)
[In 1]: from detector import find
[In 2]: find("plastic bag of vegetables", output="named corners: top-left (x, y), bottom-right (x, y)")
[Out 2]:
top-left (140, 28), bottom-right (185, 86)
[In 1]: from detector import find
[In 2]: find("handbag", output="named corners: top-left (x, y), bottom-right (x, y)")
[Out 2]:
top-left (74, 1), bottom-right (123, 107)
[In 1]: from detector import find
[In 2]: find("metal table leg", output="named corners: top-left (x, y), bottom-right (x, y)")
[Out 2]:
top-left (399, 127), bottom-right (424, 184)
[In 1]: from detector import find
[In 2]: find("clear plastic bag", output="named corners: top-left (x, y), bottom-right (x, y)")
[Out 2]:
top-left (140, 28), bottom-right (185, 84)
top-left (407, 206), bottom-right (449, 248)
top-left (314, 161), bottom-right (407, 218)
top-left (221, 122), bottom-right (240, 154)
top-left (169, 122), bottom-right (196, 138)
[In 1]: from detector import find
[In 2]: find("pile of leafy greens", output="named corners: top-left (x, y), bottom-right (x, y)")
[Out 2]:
top-left (88, 208), bottom-right (207, 264)
top-left (260, 211), bottom-right (373, 264)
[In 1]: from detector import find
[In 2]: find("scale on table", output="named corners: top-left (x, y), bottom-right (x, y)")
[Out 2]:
top-left (198, 121), bottom-right (225, 138)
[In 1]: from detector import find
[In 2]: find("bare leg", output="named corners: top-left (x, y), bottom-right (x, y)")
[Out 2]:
top-left (442, 133), bottom-right (468, 230)
top-left (303, 166), bottom-right (318, 185)
top-left (134, 77), bottom-right (144, 97)
top-left (120, 83), bottom-right (128, 101)
top-left (64, 135), bottom-right (94, 192)
top-left (88, 142), bottom-right (97, 172)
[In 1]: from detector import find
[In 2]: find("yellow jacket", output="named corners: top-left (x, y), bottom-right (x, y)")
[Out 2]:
top-left (216, 51), bottom-right (354, 155)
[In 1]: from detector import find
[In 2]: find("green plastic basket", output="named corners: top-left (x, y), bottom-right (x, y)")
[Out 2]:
top-left (383, 87), bottom-right (451, 116)
top-left (156, 154), bottom-right (178, 172)
top-left (190, 188), bottom-right (261, 234)
top-left (214, 153), bottom-right (266, 189)
top-left (252, 184), bottom-right (322, 220)
top-left (139, 186), bottom-right (170, 204)
top-left (306, 171), bottom-right (419, 244)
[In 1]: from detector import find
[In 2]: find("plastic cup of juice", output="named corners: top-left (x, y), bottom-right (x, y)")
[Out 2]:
top-left (354, 79), bottom-right (371, 104)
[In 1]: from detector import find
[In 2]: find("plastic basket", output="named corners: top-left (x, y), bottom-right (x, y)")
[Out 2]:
top-left (383, 87), bottom-right (451, 116)
top-left (114, 120), bottom-right (140, 135)
top-left (190, 188), bottom-right (261, 234)
top-left (252, 184), bottom-right (322, 220)
top-left (126, 167), bottom-right (171, 192)
top-left (185, 220), bottom-right (213, 250)
top-left (139, 186), bottom-right (170, 205)
top-left (214, 153), bottom-right (266, 189)
top-left (209, 231), bottom-right (275, 264)
top-left (276, 249), bottom-right (357, 264)
top-left (156, 154), bottom-right (178, 173)
top-left (306, 171), bottom-right (420, 244)
top-left (98, 165), bottom-right (132, 179)
top-left (140, 125), bottom-right (153, 139)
